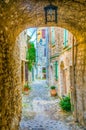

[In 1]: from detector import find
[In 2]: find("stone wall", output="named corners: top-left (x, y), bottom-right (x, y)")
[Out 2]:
top-left (0, 30), bottom-right (22, 130)
top-left (58, 49), bottom-right (72, 96)
top-left (75, 42), bottom-right (86, 125)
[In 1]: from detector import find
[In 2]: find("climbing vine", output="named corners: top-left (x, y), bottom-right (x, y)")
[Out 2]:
top-left (26, 42), bottom-right (36, 71)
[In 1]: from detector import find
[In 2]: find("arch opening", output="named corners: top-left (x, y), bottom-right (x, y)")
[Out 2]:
top-left (17, 26), bottom-right (78, 130)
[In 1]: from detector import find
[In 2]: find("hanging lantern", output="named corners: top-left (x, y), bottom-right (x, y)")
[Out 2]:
top-left (44, 3), bottom-right (58, 24)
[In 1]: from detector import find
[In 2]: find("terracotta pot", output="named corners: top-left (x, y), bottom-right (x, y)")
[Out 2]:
top-left (23, 88), bottom-right (30, 95)
top-left (24, 87), bottom-right (29, 91)
top-left (50, 89), bottom-right (57, 96)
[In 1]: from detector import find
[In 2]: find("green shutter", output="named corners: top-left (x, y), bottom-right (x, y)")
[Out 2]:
top-left (64, 29), bottom-right (68, 47)
top-left (66, 30), bottom-right (68, 45)
top-left (32, 67), bottom-right (34, 81)
top-left (54, 61), bottom-right (58, 80)
top-left (51, 27), bottom-right (55, 45)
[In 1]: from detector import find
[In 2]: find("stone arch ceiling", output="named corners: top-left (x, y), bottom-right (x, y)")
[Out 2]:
top-left (0, 0), bottom-right (86, 42)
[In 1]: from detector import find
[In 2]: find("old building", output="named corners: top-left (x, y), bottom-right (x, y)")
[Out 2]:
top-left (17, 30), bottom-right (28, 88)
top-left (36, 27), bottom-right (49, 80)
top-left (49, 27), bottom-right (75, 97)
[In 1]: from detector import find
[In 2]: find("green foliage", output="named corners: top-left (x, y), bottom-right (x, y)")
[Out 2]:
top-left (59, 95), bottom-right (71, 112)
top-left (50, 86), bottom-right (56, 89)
top-left (42, 69), bottom-right (46, 73)
top-left (26, 42), bottom-right (36, 71)
top-left (24, 82), bottom-right (31, 89)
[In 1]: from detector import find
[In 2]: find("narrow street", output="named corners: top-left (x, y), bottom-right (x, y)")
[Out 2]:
top-left (19, 80), bottom-right (84, 130)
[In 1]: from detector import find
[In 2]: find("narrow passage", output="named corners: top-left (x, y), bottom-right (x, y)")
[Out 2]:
top-left (19, 80), bottom-right (83, 130)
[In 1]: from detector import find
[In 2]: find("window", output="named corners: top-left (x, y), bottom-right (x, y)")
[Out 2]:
top-left (42, 29), bottom-right (46, 39)
top-left (63, 29), bottom-right (68, 47)
top-left (42, 67), bottom-right (46, 73)
top-left (54, 61), bottom-right (58, 80)
top-left (51, 27), bottom-right (55, 46)
top-left (44, 48), bottom-right (46, 57)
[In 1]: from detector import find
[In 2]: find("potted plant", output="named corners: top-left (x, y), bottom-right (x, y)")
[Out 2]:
top-left (50, 86), bottom-right (57, 96)
top-left (23, 82), bottom-right (31, 94)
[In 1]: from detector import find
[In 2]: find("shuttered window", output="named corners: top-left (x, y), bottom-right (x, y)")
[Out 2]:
top-left (63, 29), bottom-right (68, 47)
top-left (44, 48), bottom-right (46, 57)
top-left (54, 61), bottom-right (58, 80)
top-left (51, 27), bottom-right (55, 45)
top-left (42, 29), bottom-right (45, 39)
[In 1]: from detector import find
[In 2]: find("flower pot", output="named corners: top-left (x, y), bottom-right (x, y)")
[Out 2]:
top-left (50, 89), bottom-right (57, 96)
top-left (24, 87), bottom-right (29, 91)
top-left (23, 88), bottom-right (30, 95)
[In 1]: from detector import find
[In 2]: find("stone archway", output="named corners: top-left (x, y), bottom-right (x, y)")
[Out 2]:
top-left (0, 0), bottom-right (86, 129)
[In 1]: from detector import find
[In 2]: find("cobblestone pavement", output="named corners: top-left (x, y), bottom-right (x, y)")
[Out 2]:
top-left (19, 80), bottom-right (85, 130)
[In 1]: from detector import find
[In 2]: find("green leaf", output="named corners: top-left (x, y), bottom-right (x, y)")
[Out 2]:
top-left (59, 95), bottom-right (71, 112)
top-left (26, 42), bottom-right (36, 71)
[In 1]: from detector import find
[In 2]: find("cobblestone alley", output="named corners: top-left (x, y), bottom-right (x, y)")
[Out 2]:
top-left (19, 80), bottom-right (85, 130)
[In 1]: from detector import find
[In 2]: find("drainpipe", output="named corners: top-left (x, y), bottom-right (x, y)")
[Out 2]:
top-left (72, 36), bottom-right (78, 122)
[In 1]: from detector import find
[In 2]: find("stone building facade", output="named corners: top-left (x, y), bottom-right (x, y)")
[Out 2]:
top-left (16, 30), bottom-right (28, 88)
top-left (0, 0), bottom-right (86, 129)
top-left (49, 27), bottom-right (75, 97)
top-left (36, 27), bottom-right (49, 79)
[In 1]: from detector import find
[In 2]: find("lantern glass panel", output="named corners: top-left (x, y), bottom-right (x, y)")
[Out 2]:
top-left (47, 9), bottom-right (55, 22)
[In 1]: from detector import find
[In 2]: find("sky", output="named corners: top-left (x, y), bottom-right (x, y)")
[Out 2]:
top-left (27, 28), bottom-right (37, 43)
